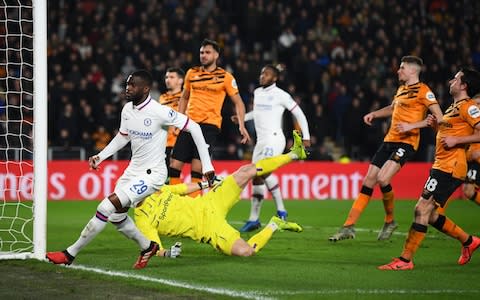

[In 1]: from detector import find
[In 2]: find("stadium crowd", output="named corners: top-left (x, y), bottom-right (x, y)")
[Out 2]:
top-left (29, 0), bottom-right (480, 160)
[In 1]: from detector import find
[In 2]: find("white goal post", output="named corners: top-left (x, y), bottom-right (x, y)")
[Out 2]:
top-left (0, 0), bottom-right (47, 260)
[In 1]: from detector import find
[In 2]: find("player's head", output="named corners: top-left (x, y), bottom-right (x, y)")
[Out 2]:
top-left (397, 56), bottom-right (423, 84)
top-left (200, 39), bottom-right (220, 68)
top-left (126, 70), bottom-right (152, 103)
top-left (259, 65), bottom-right (280, 87)
top-left (165, 67), bottom-right (185, 92)
top-left (449, 67), bottom-right (480, 98)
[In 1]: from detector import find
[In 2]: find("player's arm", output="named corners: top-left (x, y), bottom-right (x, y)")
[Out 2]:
top-left (177, 69), bottom-right (191, 114)
top-left (89, 132), bottom-right (129, 170)
top-left (442, 122), bottom-right (480, 148)
top-left (181, 119), bottom-right (216, 181)
top-left (363, 105), bottom-right (393, 126)
top-left (290, 105), bottom-right (311, 147)
top-left (230, 93), bottom-right (251, 144)
top-left (177, 88), bottom-right (190, 114)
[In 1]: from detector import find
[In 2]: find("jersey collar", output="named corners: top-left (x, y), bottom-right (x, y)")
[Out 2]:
top-left (262, 83), bottom-right (277, 91)
top-left (134, 95), bottom-right (152, 110)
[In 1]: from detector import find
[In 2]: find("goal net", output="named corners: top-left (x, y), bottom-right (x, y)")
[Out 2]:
top-left (0, 0), bottom-right (47, 260)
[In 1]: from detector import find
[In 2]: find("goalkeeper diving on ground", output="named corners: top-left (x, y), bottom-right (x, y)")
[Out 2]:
top-left (134, 130), bottom-right (307, 257)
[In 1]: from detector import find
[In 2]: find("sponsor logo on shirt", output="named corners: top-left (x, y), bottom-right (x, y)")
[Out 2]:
top-left (128, 129), bottom-right (153, 139)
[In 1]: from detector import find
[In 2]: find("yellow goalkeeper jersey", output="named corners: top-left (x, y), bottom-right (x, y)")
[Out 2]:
top-left (134, 184), bottom-right (205, 248)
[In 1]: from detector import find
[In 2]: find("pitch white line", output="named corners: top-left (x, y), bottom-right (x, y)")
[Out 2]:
top-left (65, 264), bottom-right (480, 299)
top-left (68, 264), bottom-right (273, 300)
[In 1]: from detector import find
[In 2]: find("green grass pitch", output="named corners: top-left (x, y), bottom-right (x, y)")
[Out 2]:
top-left (2, 199), bottom-right (480, 299)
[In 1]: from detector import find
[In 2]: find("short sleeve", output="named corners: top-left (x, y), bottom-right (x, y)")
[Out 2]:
top-left (224, 72), bottom-right (239, 97)
top-left (183, 68), bottom-right (193, 91)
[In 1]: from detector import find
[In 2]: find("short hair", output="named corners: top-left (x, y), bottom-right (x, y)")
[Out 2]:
top-left (264, 64), bottom-right (280, 77)
top-left (201, 39), bottom-right (220, 53)
top-left (459, 67), bottom-right (480, 98)
top-left (166, 67), bottom-right (185, 79)
top-left (401, 56), bottom-right (423, 66)
top-left (131, 69), bottom-right (153, 87)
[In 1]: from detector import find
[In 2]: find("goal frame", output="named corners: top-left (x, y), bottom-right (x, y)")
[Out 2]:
top-left (0, 0), bottom-right (47, 260)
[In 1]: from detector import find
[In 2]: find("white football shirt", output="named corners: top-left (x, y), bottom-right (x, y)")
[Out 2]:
top-left (248, 83), bottom-right (308, 140)
top-left (119, 96), bottom-right (188, 175)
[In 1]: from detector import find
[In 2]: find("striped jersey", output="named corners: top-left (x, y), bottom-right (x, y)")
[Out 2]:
top-left (159, 91), bottom-right (182, 148)
top-left (184, 66), bottom-right (239, 128)
top-left (433, 98), bottom-right (480, 179)
top-left (384, 82), bottom-right (438, 150)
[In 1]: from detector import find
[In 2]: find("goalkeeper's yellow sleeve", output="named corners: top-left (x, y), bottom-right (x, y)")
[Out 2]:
top-left (161, 183), bottom-right (189, 195)
top-left (134, 207), bottom-right (163, 249)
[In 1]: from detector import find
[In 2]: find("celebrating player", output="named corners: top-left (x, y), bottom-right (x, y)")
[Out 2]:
top-left (135, 131), bottom-right (306, 257)
top-left (329, 56), bottom-right (443, 242)
top-left (235, 65), bottom-right (311, 232)
top-left (379, 67), bottom-right (480, 270)
top-left (169, 39), bottom-right (250, 196)
top-left (46, 70), bottom-right (215, 269)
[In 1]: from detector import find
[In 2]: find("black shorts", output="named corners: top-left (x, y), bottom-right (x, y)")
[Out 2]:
top-left (421, 169), bottom-right (463, 207)
top-left (466, 161), bottom-right (480, 185)
top-left (171, 123), bottom-right (220, 163)
top-left (371, 142), bottom-right (415, 168)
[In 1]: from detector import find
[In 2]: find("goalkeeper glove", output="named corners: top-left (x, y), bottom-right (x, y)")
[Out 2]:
top-left (163, 242), bottom-right (182, 258)
top-left (198, 176), bottom-right (224, 190)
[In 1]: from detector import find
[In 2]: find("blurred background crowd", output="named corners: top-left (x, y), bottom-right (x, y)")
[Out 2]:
top-left (2, 0), bottom-right (480, 161)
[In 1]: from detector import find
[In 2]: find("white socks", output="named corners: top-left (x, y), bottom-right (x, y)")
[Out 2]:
top-left (265, 176), bottom-right (285, 212)
top-left (248, 184), bottom-right (265, 221)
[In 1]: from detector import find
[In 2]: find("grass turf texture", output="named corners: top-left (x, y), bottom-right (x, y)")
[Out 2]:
top-left (2, 199), bottom-right (480, 299)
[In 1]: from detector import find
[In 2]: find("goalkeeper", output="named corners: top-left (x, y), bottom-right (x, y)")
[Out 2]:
top-left (135, 131), bottom-right (307, 257)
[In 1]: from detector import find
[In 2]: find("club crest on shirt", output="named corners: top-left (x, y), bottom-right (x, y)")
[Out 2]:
top-left (168, 109), bottom-right (177, 119)
top-left (144, 118), bottom-right (152, 126)
top-left (426, 91), bottom-right (436, 101)
top-left (468, 105), bottom-right (480, 118)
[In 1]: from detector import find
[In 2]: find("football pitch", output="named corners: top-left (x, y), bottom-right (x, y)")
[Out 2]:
top-left (2, 199), bottom-right (480, 299)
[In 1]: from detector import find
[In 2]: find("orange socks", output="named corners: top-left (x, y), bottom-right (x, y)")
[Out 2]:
top-left (431, 215), bottom-right (469, 244)
top-left (401, 223), bottom-right (427, 261)
top-left (381, 184), bottom-right (394, 223)
top-left (344, 186), bottom-right (373, 227)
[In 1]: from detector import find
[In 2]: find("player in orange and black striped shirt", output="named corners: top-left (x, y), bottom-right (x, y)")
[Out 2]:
top-left (169, 39), bottom-right (251, 195)
top-left (462, 94), bottom-right (480, 206)
top-left (159, 67), bottom-right (184, 165)
top-left (379, 68), bottom-right (480, 270)
top-left (329, 56), bottom-right (443, 242)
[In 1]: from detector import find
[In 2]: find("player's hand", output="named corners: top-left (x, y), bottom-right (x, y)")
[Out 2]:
top-left (395, 122), bottom-right (413, 133)
top-left (231, 115), bottom-right (239, 124)
top-left (303, 139), bottom-right (311, 148)
top-left (88, 155), bottom-right (100, 170)
top-left (441, 136), bottom-right (458, 149)
top-left (164, 242), bottom-right (182, 258)
top-left (204, 171), bottom-right (216, 187)
top-left (198, 176), bottom-right (223, 189)
top-left (239, 125), bottom-right (251, 144)
top-left (426, 114), bottom-right (438, 128)
top-left (363, 112), bottom-right (375, 126)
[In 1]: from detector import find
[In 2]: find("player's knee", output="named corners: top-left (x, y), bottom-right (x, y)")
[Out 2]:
top-left (96, 198), bottom-right (117, 219)
top-left (376, 176), bottom-right (391, 188)
top-left (234, 246), bottom-right (255, 257)
top-left (191, 171), bottom-right (203, 180)
top-left (109, 212), bottom-right (128, 225)
top-left (238, 164), bottom-right (256, 177)
top-left (169, 167), bottom-right (181, 178)
top-left (463, 184), bottom-right (475, 199)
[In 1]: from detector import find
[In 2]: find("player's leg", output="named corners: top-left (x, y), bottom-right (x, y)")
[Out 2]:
top-left (329, 164), bottom-right (380, 242)
top-left (190, 124), bottom-right (219, 197)
top-left (46, 193), bottom-right (120, 265)
top-left (265, 134), bottom-right (288, 219)
top-left (463, 161), bottom-right (480, 205)
top-left (376, 143), bottom-right (414, 240)
top-left (189, 161), bottom-right (203, 198)
top-left (169, 130), bottom-right (193, 185)
top-left (240, 176), bottom-right (264, 232)
top-left (241, 140), bottom-right (268, 232)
